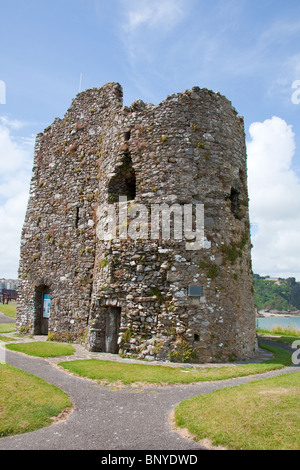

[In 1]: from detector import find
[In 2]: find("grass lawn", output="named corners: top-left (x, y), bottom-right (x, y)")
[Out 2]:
top-left (6, 341), bottom-right (75, 358)
top-left (0, 335), bottom-right (16, 342)
top-left (0, 323), bottom-right (16, 342)
top-left (0, 303), bottom-right (16, 319)
top-left (0, 323), bottom-right (15, 334)
top-left (0, 363), bottom-right (72, 438)
top-left (58, 344), bottom-right (291, 385)
top-left (258, 326), bottom-right (300, 345)
top-left (174, 372), bottom-right (300, 450)
top-left (0, 334), bottom-right (296, 442)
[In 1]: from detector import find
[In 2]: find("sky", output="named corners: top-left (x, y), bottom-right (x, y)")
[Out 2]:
top-left (0, 0), bottom-right (300, 280)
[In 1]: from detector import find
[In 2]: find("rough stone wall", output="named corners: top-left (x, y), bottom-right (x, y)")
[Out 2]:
top-left (17, 83), bottom-right (123, 339)
top-left (17, 82), bottom-right (258, 363)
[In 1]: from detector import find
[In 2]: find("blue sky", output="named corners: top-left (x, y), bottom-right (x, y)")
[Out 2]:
top-left (1, 0), bottom-right (300, 280)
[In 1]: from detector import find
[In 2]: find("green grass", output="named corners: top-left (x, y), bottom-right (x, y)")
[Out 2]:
top-left (0, 324), bottom-right (17, 342)
top-left (0, 335), bottom-right (16, 342)
top-left (6, 341), bottom-right (75, 358)
top-left (258, 326), bottom-right (300, 345)
top-left (0, 323), bottom-right (15, 334)
top-left (0, 363), bottom-right (72, 438)
top-left (58, 344), bottom-right (292, 385)
top-left (175, 372), bottom-right (300, 450)
top-left (0, 337), bottom-right (295, 443)
top-left (0, 303), bottom-right (17, 318)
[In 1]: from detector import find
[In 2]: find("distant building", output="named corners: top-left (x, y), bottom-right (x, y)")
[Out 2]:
top-left (0, 279), bottom-right (18, 291)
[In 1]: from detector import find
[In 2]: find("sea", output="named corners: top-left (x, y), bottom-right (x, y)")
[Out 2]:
top-left (256, 316), bottom-right (300, 332)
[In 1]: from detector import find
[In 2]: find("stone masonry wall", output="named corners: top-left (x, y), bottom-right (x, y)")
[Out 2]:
top-left (17, 82), bottom-right (258, 363)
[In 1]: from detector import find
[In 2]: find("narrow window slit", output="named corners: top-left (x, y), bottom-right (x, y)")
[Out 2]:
top-left (75, 206), bottom-right (80, 228)
top-left (229, 187), bottom-right (240, 218)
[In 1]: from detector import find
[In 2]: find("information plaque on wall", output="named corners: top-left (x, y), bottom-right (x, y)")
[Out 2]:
top-left (43, 294), bottom-right (51, 318)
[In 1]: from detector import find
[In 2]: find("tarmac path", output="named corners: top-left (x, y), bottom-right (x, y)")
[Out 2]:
top-left (0, 312), bottom-right (15, 324)
top-left (0, 316), bottom-right (298, 451)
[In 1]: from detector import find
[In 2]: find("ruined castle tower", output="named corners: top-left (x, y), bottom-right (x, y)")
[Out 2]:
top-left (16, 82), bottom-right (258, 363)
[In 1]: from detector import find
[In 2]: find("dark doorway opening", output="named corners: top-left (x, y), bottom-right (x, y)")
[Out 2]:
top-left (104, 307), bottom-right (121, 353)
top-left (34, 285), bottom-right (50, 335)
top-left (88, 306), bottom-right (121, 353)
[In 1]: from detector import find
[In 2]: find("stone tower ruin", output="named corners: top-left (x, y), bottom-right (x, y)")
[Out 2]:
top-left (16, 82), bottom-right (258, 363)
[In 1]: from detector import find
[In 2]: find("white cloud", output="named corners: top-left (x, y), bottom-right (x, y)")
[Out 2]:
top-left (124, 0), bottom-right (184, 32)
top-left (247, 116), bottom-right (300, 280)
top-left (119, 0), bottom-right (187, 67)
top-left (0, 118), bottom-right (34, 278)
top-left (0, 116), bottom-right (26, 130)
top-left (0, 126), bottom-right (28, 175)
top-left (258, 19), bottom-right (300, 51)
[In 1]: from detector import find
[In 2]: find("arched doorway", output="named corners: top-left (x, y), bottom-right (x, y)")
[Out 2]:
top-left (88, 306), bottom-right (121, 353)
top-left (34, 285), bottom-right (51, 335)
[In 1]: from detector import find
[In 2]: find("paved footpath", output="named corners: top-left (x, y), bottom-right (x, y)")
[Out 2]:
top-left (0, 331), bottom-right (299, 450)
top-left (0, 312), bottom-right (14, 324)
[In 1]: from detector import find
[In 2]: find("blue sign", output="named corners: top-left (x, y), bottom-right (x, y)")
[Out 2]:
top-left (43, 294), bottom-right (51, 318)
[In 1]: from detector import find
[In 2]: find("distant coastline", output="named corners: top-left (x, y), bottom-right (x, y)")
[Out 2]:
top-left (257, 310), bottom-right (300, 318)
